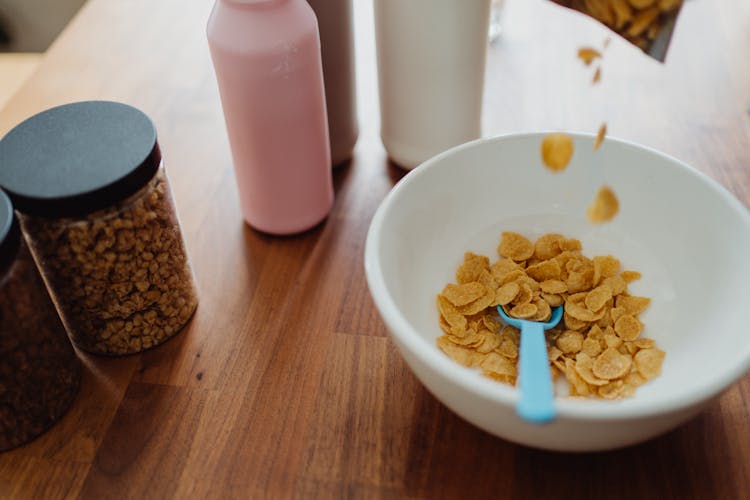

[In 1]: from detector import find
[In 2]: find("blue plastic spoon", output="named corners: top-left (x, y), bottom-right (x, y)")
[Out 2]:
top-left (497, 305), bottom-right (563, 424)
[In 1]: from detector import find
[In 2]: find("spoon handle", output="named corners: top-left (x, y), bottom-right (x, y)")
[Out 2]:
top-left (517, 321), bottom-right (556, 423)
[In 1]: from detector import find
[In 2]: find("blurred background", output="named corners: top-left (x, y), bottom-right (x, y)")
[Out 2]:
top-left (0, 0), bottom-right (87, 108)
top-left (0, 0), bottom-right (86, 51)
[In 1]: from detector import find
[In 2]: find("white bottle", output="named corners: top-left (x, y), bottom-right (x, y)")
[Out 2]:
top-left (374, 0), bottom-right (491, 169)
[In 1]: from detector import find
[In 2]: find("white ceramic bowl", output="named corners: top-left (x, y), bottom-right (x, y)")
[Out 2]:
top-left (364, 132), bottom-right (750, 452)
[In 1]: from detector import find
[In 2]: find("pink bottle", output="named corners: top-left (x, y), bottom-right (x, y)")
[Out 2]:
top-left (207, 0), bottom-right (334, 235)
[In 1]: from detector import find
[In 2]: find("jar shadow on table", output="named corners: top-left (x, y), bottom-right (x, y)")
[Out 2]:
top-left (68, 305), bottom-right (199, 382)
top-left (133, 318), bottom-right (199, 380)
top-left (12, 348), bottom-right (140, 455)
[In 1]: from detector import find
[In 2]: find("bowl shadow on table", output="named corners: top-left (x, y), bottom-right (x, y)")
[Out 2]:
top-left (404, 382), bottom-right (735, 499)
top-left (132, 315), bottom-right (200, 381)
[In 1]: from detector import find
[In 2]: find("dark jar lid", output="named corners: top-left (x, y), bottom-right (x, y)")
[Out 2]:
top-left (0, 101), bottom-right (162, 218)
top-left (0, 189), bottom-right (20, 276)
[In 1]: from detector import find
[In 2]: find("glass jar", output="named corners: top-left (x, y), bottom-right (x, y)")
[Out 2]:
top-left (0, 190), bottom-right (81, 451)
top-left (0, 101), bottom-right (198, 356)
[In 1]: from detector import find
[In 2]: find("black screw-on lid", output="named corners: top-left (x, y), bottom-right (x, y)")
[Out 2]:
top-left (0, 101), bottom-right (161, 218)
top-left (0, 189), bottom-right (20, 276)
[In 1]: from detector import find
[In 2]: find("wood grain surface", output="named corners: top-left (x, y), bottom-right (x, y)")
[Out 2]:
top-left (1, 0), bottom-right (749, 498)
top-left (0, 53), bottom-right (41, 111)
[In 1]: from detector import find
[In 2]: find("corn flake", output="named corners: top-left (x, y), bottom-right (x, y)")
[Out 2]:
top-left (503, 326), bottom-right (521, 345)
top-left (585, 285), bottom-right (613, 312)
top-left (498, 232), bottom-right (535, 262)
top-left (437, 295), bottom-right (467, 330)
top-left (495, 282), bottom-right (520, 306)
top-left (560, 238), bottom-right (583, 252)
top-left (565, 358), bottom-right (590, 396)
top-left (614, 314), bottom-right (642, 341)
top-left (617, 295), bottom-right (651, 314)
top-left (634, 337), bottom-right (655, 349)
top-left (593, 347), bottom-right (632, 379)
top-left (581, 337), bottom-right (603, 357)
top-left (481, 352), bottom-right (517, 378)
top-left (604, 331), bottom-right (623, 348)
top-left (540, 279), bottom-right (567, 294)
top-left (594, 123), bottom-right (607, 151)
top-left (510, 302), bottom-right (538, 319)
top-left (548, 345), bottom-right (563, 361)
top-left (441, 282), bottom-right (485, 307)
top-left (526, 259), bottom-right (562, 282)
top-left (447, 331), bottom-right (482, 347)
top-left (476, 330), bottom-right (502, 354)
top-left (534, 233), bottom-right (565, 260)
top-left (457, 287), bottom-right (496, 315)
top-left (542, 292), bottom-right (564, 307)
top-left (477, 269), bottom-right (498, 289)
top-left (490, 258), bottom-right (521, 281)
top-left (598, 380), bottom-right (628, 399)
top-left (594, 255), bottom-right (620, 278)
top-left (587, 186), bottom-right (620, 223)
top-left (556, 330), bottom-right (584, 354)
top-left (621, 270), bottom-right (642, 283)
top-left (602, 275), bottom-right (627, 295)
top-left (574, 352), bottom-right (610, 386)
top-left (514, 283), bottom-right (534, 305)
top-left (437, 336), bottom-right (485, 367)
top-left (566, 299), bottom-right (605, 322)
top-left (456, 252), bottom-right (490, 284)
top-left (541, 133), bottom-right (575, 172)
top-left (497, 337), bottom-right (519, 359)
top-left (634, 348), bottom-right (665, 379)
top-left (624, 370), bottom-right (646, 388)
top-left (564, 311), bottom-right (589, 331)
top-left (578, 47), bottom-right (602, 66)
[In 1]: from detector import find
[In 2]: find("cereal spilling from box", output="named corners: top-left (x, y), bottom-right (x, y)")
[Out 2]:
top-left (436, 231), bottom-right (665, 399)
top-left (550, 0), bottom-right (684, 62)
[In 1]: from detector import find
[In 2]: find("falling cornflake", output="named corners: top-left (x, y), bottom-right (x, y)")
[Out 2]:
top-left (594, 123), bottom-right (607, 150)
top-left (577, 47), bottom-right (602, 66)
top-left (587, 185), bottom-right (619, 223)
top-left (592, 66), bottom-right (602, 84)
top-left (541, 133), bottom-right (575, 172)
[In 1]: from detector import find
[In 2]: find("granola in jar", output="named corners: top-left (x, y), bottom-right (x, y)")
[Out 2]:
top-left (0, 190), bottom-right (81, 450)
top-left (0, 101), bottom-right (198, 355)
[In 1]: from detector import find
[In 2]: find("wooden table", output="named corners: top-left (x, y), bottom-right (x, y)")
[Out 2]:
top-left (1, 0), bottom-right (749, 497)
top-left (0, 54), bottom-right (42, 111)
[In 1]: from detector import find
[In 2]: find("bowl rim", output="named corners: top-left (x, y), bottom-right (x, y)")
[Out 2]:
top-left (364, 131), bottom-right (750, 421)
